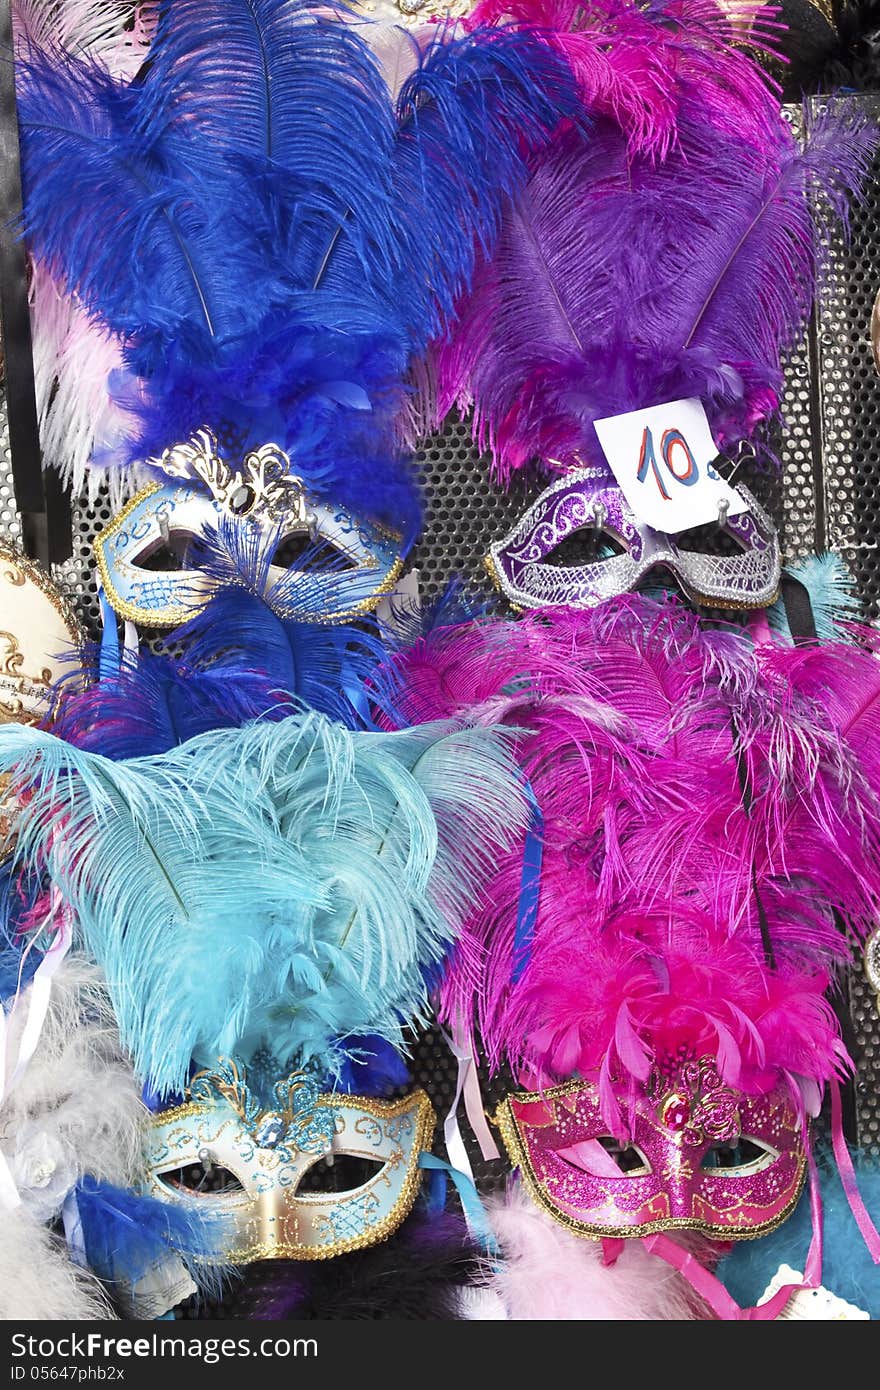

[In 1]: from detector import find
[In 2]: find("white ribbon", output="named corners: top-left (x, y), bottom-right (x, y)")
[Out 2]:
top-left (123, 621), bottom-right (140, 662)
top-left (0, 1149), bottom-right (21, 1208)
top-left (62, 1189), bottom-right (86, 1267)
top-left (439, 1021), bottom-right (500, 1182)
top-left (0, 892), bottom-right (72, 1209)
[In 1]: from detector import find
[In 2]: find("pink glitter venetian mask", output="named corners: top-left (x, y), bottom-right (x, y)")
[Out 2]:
top-left (495, 1059), bottom-right (807, 1239)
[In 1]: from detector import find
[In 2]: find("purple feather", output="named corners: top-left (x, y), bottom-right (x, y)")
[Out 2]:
top-left (439, 96), bottom-right (877, 481)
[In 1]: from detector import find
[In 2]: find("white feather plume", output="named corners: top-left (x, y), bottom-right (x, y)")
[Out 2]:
top-left (28, 261), bottom-right (136, 506)
top-left (1, 957), bottom-right (146, 1221)
top-left (0, 1209), bottom-right (115, 1320)
top-left (13, 0), bottom-right (155, 78)
top-left (481, 1182), bottom-right (713, 1320)
top-left (0, 957), bottom-right (143, 1318)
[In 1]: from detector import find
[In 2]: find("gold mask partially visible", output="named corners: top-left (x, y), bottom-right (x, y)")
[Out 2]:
top-left (0, 543), bottom-right (84, 856)
top-left (0, 541), bottom-right (83, 726)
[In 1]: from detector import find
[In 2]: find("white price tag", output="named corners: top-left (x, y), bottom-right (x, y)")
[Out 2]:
top-left (594, 397), bottom-right (747, 534)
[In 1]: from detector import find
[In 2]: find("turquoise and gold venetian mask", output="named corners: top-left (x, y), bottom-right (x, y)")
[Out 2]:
top-left (143, 1058), bottom-right (435, 1262)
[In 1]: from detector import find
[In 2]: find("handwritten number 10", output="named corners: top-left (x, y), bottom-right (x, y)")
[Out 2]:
top-left (636, 426), bottom-right (698, 499)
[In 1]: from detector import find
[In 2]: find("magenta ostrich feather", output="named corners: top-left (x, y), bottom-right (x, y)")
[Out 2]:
top-left (375, 597), bottom-right (880, 1097)
top-left (465, 0), bottom-right (784, 157)
top-left (438, 13), bottom-right (875, 481)
top-left (504, 909), bottom-right (848, 1107)
top-left (758, 634), bottom-right (880, 780)
top-left (466, 0), bottom-right (680, 159)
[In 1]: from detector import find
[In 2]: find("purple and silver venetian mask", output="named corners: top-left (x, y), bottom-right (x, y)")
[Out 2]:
top-left (487, 470), bottom-right (780, 611)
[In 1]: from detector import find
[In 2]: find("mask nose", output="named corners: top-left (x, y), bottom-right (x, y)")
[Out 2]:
top-left (661, 1150), bottom-right (698, 1220)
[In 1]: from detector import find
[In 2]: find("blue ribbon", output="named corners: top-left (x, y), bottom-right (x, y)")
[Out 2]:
top-left (419, 1152), bottom-right (499, 1259)
top-left (343, 675), bottom-right (375, 729)
top-left (98, 585), bottom-right (120, 683)
top-left (512, 781), bottom-right (544, 984)
top-left (422, 1161), bottom-right (448, 1215)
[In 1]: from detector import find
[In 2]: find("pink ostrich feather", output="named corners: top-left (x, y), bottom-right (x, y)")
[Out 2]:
top-left (28, 261), bottom-right (135, 503)
top-left (504, 908), bottom-right (849, 1112)
top-left (13, 1), bottom-right (156, 80)
top-left (465, 0), bottom-right (783, 156)
top-left (467, 0), bottom-right (681, 160)
top-left (375, 596), bottom-right (880, 1099)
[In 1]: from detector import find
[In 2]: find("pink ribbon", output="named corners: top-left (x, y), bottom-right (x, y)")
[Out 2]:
top-left (748, 608), bottom-right (774, 647)
top-left (558, 1138), bottom-right (628, 1178)
top-left (829, 1075), bottom-right (880, 1263)
top-left (601, 1238), bottom-right (624, 1267)
top-left (642, 1148), bottom-right (824, 1320)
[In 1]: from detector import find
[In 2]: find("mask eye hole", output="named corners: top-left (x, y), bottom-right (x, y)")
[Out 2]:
top-left (298, 1153), bottom-right (386, 1194)
top-left (700, 1136), bottom-right (776, 1173)
top-left (674, 521), bottom-right (745, 556)
top-left (156, 1161), bottom-right (246, 1196)
top-left (595, 1136), bottom-right (651, 1174)
top-left (543, 529), bottom-right (625, 568)
top-left (137, 533), bottom-right (213, 572)
top-left (271, 532), bottom-right (357, 573)
top-left (554, 1136), bottom-right (651, 1176)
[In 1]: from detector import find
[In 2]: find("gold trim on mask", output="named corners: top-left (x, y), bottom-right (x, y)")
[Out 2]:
top-left (94, 482), bottom-right (207, 628)
top-left (148, 1088), bottom-right (436, 1262)
top-left (495, 1081), bottom-right (807, 1242)
top-left (0, 541), bottom-right (86, 724)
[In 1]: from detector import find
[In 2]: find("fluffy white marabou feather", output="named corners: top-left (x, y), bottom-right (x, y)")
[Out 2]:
top-left (0, 1209), bottom-right (115, 1320)
top-left (1, 957), bottom-right (146, 1223)
top-left (482, 1183), bottom-right (712, 1320)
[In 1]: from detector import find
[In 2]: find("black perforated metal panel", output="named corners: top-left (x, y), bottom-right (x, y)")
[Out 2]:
top-left (804, 95), bottom-right (880, 1154)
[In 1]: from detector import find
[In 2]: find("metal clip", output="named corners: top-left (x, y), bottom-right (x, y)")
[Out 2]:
top-left (725, 441), bottom-right (755, 488)
top-left (591, 502), bottom-right (606, 532)
top-left (717, 498), bottom-right (730, 527)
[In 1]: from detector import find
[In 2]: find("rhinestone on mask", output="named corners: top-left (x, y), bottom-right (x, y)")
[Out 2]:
top-left (660, 1093), bottom-right (692, 1132)
top-left (253, 1112), bottom-right (287, 1149)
